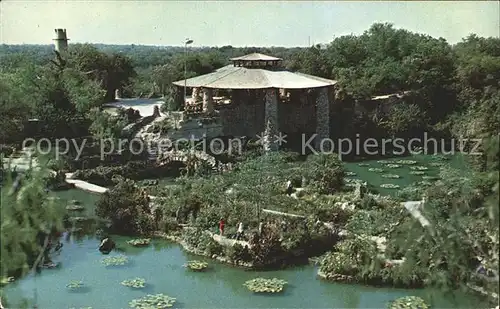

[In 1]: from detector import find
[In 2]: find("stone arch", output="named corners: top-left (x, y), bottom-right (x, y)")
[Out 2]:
top-left (156, 150), bottom-right (217, 169)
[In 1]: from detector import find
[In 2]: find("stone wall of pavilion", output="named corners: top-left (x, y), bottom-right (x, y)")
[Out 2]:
top-left (278, 90), bottom-right (317, 135)
top-left (217, 91), bottom-right (265, 137)
top-left (215, 87), bottom-right (336, 141)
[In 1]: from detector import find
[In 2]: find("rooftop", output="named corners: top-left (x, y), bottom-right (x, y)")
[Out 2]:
top-left (230, 53), bottom-right (282, 61)
top-left (173, 53), bottom-right (336, 90)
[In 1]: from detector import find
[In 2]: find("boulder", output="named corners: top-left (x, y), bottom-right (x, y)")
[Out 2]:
top-left (98, 237), bottom-right (116, 255)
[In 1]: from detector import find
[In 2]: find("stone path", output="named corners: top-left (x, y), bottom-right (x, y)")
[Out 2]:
top-left (211, 233), bottom-right (250, 248)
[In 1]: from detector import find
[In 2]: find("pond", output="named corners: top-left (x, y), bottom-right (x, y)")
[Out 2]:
top-left (343, 153), bottom-right (471, 196)
top-left (3, 183), bottom-right (489, 309)
top-left (3, 236), bottom-right (487, 309)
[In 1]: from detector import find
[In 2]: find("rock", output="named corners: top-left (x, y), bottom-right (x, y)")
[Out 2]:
top-left (153, 105), bottom-right (161, 117)
top-left (99, 237), bottom-right (116, 255)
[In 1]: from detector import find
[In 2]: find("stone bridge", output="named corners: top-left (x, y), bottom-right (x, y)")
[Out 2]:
top-left (156, 150), bottom-right (217, 169)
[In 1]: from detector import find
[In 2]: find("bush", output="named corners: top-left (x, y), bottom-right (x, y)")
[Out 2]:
top-left (182, 228), bottom-right (223, 256)
top-left (249, 223), bottom-right (285, 267)
top-left (225, 243), bottom-right (252, 263)
top-left (95, 179), bottom-right (154, 235)
top-left (304, 154), bottom-right (345, 194)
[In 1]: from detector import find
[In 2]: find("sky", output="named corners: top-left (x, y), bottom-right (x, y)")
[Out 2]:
top-left (1, 1), bottom-right (499, 47)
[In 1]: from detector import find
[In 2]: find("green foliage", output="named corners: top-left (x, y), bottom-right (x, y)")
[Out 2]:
top-left (127, 238), bottom-right (151, 247)
top-left (225, 243), bottom-right (252, 263)
top-left (249, 222), bottom-right (285, 267)
top-left (184, 260), bottom-right (209, 271)
top-left (121, 278), bottom-right (146, 288)
top-left (388, 296), bottom-right (430, 309)
top-left (1, 164), bottom-right (65, 277)
top-left (389, 164), bottom-right (499, 299)
top-left (88, 108), bottom-right (128, 139)
top-left (95, 179), bottom-right (154, 235)
top-left (129, 294), bottom-right (176, 309)
top-left (68, 44), bottom-right (136, 102)
top-left (66, 280), bottom-right (84, 290)
top-left (182, 228), bottom-right (223, 256)
top-left (304, 154), bottom-right (345, 194)
top-left (101, 255), bottom-right (129, 267)
top-left (243, 278), bottom-right (287, 293)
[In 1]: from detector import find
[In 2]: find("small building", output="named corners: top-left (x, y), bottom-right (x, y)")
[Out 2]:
top-left (172, 53), bottom-right (337, 151)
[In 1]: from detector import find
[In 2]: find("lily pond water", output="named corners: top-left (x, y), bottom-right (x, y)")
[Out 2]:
top-left (3, 153), bottom-right (487, 308)
top-left (4, 236), bottom-right (486, 309)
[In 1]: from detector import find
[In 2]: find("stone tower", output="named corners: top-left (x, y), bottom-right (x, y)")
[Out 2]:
top-left (53, 29), bottom-right (69, 52)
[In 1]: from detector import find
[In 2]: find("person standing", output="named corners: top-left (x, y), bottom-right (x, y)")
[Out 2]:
top-left (285, 180), bottom-right (293, 196)
top-left (219, 218), bottom-right (225, 236)
top-left (258, 219), bottom-right (264, 236)
top-left (236, 222), bottom-right (244, 240)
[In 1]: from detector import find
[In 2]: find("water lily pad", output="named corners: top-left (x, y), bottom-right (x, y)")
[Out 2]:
top-left (389, 296), bottom-right (430, 309)
top-left (380, 184), bottom-right (400, 189)
top-left (66, 280), bottom-right (84, 290)
top-left (368, 168), bottom-right (384, 173)
top-left (69, 216), bottom-right (91, 222)
top-left (129, 294), bottom-right (176, 308)
top-left (101, 255), bottom-right (129, 266)
top-left (395, 160), bottom-right (417, 165)
top-left (127, 238), bottom-right (151, 247)
top-left (121, 278), bottom-right (146, 288)
top-left (417, 181), bottom-right (433, 186)
top-left (345, 171), bottom-right (357, 176)
top-left (243, 278), bottom-right (287, 293)
top-left (431, 154), bottom-right (450, 161)
top-left (184, 260), bottom-right (209, 271)
top-left (358, 163), bottom-right (370, 167)
top-left (409, 166), bottom-right (428, 171)
top-left (377, 160), bottom-right (392, 164)
top-left (428, 162), bottom-right (444, 167)
top-left (385, 164), bottom-right (401, 169)
top-left (382, 174), bottom-right (401, 179)
top-left (66, 204), bottom-right (85, 211)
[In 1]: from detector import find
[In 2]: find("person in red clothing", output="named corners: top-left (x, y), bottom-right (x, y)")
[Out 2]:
top-left (219, 218), bottom-right (225, 236)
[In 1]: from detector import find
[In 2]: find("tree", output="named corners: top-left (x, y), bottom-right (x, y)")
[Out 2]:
top-left (68, 44), bottom-right (136, 102)
top-left (95, 179), bottom-right (155, 235)
top-left (1, 165), bottom-right (65, 278)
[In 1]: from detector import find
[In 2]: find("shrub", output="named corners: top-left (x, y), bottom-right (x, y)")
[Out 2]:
top-left (249, 223), bottom-right (285, 267)
top-left (304, 154), bottom-right (345, 194)
top-left (95, 179), bottom-right (154, 235)
top-left (226, 243), bottom-right (252, 263)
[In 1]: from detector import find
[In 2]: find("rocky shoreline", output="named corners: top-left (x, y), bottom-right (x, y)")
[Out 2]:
top-left (154, 232), bottom-right (254, 268)
top-left (316, 269), bottom-right (355, 283)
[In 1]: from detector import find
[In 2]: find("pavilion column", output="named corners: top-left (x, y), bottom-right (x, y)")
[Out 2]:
top-left (315, 87), bottom-right (330, 149)
top-left (263, 88), bottom-right (279, 152)
top-left (202, 88), bottom-right (214, 114)
top-left (192, 87), bottom-right (202, 103)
